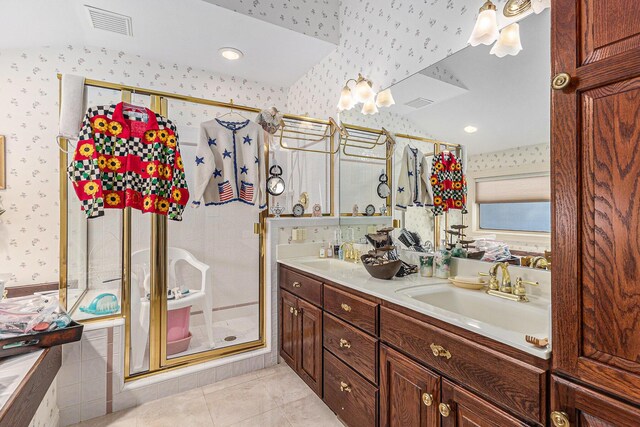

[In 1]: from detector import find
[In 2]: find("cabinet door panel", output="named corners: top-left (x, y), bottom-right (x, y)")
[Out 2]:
top-left (440, 379), bottom-right (525, 427)
top-left (298, 298), bottom-right (322, 396)
top-left (280, 290), bottom-right (297, 369)
top-left (552, 0), bottom-right (640, 403)
top-left (551, 375), bottom-right (640, 427)
top-left (380, 345), bottom-right (440, 427)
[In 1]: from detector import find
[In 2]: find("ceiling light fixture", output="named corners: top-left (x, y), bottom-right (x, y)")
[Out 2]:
top-left (218, 47), bottom-right (243, 61)
top-left (464, 126), bottom-right (478, 134)
top-left (503, 0), bottom-right (531, 17)
top-left (468, 1), bottom-right (499, 46)
top-left (490, 23), bottom-right (523, 57)
top-left (337, 73), bottom-right (394, 115)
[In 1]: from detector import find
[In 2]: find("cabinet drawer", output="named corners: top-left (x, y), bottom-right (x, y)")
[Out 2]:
top-left (380, 306), bottom-right (546, 425)
top-left (324, 312), bottom-right (378, 384)
top-left (279, 266), bottom-right (322, 306)
top-left (324, 284), bottom-right (378, 335)
top-left (324, 350), bottom-right (378, 427)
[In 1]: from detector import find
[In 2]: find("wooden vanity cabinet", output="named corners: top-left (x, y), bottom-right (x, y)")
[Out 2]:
top-left (550, 375), bottom-right (640, 427)
top-left (279, 288), bottom-right (322, 396)
top-left (380, 345), bottom-right (440, 427)
top-left (551, 0), bottom-right (640, 416)
top-left (439, 379), bottom-right (526, 427)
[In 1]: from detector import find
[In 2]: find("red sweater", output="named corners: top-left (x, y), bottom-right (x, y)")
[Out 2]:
top-left (67, 102), bottom-right (189, 220)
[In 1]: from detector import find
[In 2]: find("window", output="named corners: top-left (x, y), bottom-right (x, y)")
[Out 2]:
top-left (479, 201), bottom-right (550, 232)
top-left (474, 173), bottom-right (550, 234)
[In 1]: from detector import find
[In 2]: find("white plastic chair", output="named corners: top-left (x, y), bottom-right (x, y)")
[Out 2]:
top-left (130, 248), bottom-right (213, 371)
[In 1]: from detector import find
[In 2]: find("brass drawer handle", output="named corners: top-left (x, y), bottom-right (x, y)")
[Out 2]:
top-left (550, 411), bottom-right (570, 427)
top-left (552, 72), bottom-right (571, 90)
top-left (339, 381), bottom-right (352, 393)
top-left (292, 281), bottom-right (302, 288)
top-left (293, 308), bottom-right (298, 316)
top-left (339, 338), bottom-right (351, 349)
top-left (422, 393), bottom-right (433, 407)
top-left (340, 303), bottom-right (352, 312)
top-left (289, 307), bottom-right (294, 314)
top-left (430, 343), bottom-right (452, 359)
top-left (439, 403), bottom-right (451, 417)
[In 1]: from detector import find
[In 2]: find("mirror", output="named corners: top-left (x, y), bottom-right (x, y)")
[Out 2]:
top-left (341, 10), bottom-right (551, 267)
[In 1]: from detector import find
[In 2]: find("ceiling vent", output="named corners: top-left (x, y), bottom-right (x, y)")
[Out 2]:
top-left (404, 97), bottom-right (434, 109)
top-left (85, 5), bottom-right (133, 36)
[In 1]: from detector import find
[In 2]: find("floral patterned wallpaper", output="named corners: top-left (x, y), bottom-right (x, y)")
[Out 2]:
top-left (0, 45), bottom-right (287, 285)
top-left (467, 142), bottom-right (550, 172)
top-left (207, 0), bottom-right (340, 44)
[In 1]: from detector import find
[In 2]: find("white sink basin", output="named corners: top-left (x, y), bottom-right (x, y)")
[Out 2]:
top-left (296, 259), bottom-right (360, 273)
top-left (397, 285), bottom-right (549, 336)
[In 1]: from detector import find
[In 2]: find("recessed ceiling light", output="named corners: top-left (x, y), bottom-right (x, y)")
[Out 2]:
top-left (218, 47), bottom-right (243, 61)
top-left (464, 126), bottom-right (478, 134)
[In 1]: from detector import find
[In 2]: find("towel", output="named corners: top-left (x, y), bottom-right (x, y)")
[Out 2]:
top-left (58, 74), bottom-right (85, 139)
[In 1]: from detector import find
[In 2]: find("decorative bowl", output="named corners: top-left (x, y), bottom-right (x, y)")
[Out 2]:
top-left (360, 255), bottom-right (402, 280)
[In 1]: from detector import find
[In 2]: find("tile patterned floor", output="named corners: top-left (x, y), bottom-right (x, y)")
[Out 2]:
top-left (71, 364), bottom-right (343, 426)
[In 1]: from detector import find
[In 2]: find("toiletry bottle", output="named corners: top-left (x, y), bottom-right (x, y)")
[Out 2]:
top-left (326, 241), bottom-right (333, 258)
top-left (334, 230), bottom-right (341, 258)
top-left (434, 240), bottom-right (452, 279)
top-left (451, 242), bottom-right (468, 258)
top-left (319, 241), bottom-right (326, 258)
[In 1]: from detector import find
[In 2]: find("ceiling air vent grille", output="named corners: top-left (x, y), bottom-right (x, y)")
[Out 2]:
top-left (404, 97), bottom-right (434, 109)
top-left (85, 5), bottom-right (133, 36)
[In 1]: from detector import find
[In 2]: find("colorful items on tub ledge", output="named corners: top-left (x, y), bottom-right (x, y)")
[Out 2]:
top-left (67, 102), bottom-right (189, 221)
top-left (79, 293), bottom-right (120, 316)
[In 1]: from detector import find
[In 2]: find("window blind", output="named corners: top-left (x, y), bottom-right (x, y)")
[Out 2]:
top-left (475, 174), bottom-right (550, 203)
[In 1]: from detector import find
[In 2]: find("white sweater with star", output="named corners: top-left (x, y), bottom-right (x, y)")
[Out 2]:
top-left (192, 118), bottom-right (266, 209)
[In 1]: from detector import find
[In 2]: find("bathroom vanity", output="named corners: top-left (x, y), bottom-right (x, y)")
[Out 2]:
top-left (278, 257), bottom-right (551, 426)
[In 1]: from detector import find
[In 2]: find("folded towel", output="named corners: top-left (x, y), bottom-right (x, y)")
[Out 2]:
top-left (58, 74), bottom-right (85, 139)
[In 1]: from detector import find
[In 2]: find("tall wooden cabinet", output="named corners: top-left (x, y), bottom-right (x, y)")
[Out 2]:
top-left (551, 0), bottom-right (640, 423)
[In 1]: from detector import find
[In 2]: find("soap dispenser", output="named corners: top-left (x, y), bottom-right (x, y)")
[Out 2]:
top-left (434, 240), bottom-right (452, 279)
top-left (451, 242), bottom-right (468, 258)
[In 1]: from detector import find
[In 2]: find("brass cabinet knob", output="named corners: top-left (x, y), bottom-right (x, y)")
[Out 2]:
top-left (552, 72), bottom-right (571, 90)
top-left (339, 381), bottom-right (352, 393)
top-left (550, 411), bottom-right (570, 427)
top-left (292, 281), bottom-right (302, 288)
top-left (339, 338), bottom-right (351, 349)
top-left (422, 393), bottom-right (433, 407)
top-left (430, 343), bottom-right (452, 359)
top-left (289, 307), bottom-right (294, 314)
top-left (341, 303), bottom-right (352, 312)
top-left (293, 308), bottom-right (298, 316)
top-left (438, 403), bottom-right (451, 417)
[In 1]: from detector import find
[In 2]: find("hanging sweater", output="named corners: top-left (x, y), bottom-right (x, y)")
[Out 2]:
top-left (395, 145), bottom-right (433, 210)
top-left (67, 102), bottom-right (189, 220)
top-left (430, 151), bottom-right (467, 216)
top-left (192, 118), bottom-right (266, 209)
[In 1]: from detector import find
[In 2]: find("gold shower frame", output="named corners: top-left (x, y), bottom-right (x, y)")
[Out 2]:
top-left (57, 75), bottom-right (332, 380)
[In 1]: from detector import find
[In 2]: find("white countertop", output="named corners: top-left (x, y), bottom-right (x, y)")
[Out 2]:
top-left (278, 256), bottom-right (551, 360)
top-left (0, 350), bottom-right (43, 412)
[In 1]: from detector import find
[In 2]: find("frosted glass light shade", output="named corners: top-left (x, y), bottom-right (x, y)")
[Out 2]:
top-left (354, 79), bottom-right (375, 103)
top-left (337, 86), bottom-right (355, 111)
top-left (361, 99), bottom-right (379, 115)
top-left (531, 0), bottom-right (551, 13)
top-left (468, 8), bottom-right (499, 46)
top-left (490, 23), bottom-right (523, 57)
top-left (376, 88), bottom-right (395, 107)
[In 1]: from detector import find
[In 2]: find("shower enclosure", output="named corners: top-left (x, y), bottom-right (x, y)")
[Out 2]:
top-left (59, 78), bottom-right (267, 379)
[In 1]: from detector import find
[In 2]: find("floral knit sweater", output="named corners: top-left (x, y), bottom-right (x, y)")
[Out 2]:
top-left (430, 151), bottom-right (467, 216)
top-left (68, 103), bottom-right (189, 220)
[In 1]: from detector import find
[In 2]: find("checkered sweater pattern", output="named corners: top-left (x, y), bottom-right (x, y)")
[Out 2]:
top-left (67, 103), bottom-right (189, 220)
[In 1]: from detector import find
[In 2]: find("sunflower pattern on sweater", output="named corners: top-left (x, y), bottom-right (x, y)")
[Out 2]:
top-left (430, 151), bottom-right (466, 216)
top-left (67, 102), bottom-right (189, 220)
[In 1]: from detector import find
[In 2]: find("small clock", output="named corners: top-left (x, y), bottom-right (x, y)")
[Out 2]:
top-left (365, 204), bottom-right (376, 216)
top-left (312, 203), bottom-right (322, 217)
top-left (377, 173), bottom-right (391, 199)
top-left (266, 165), bottom-right (285, 196)
top-left (292, 203), bottom-right (305, 217)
